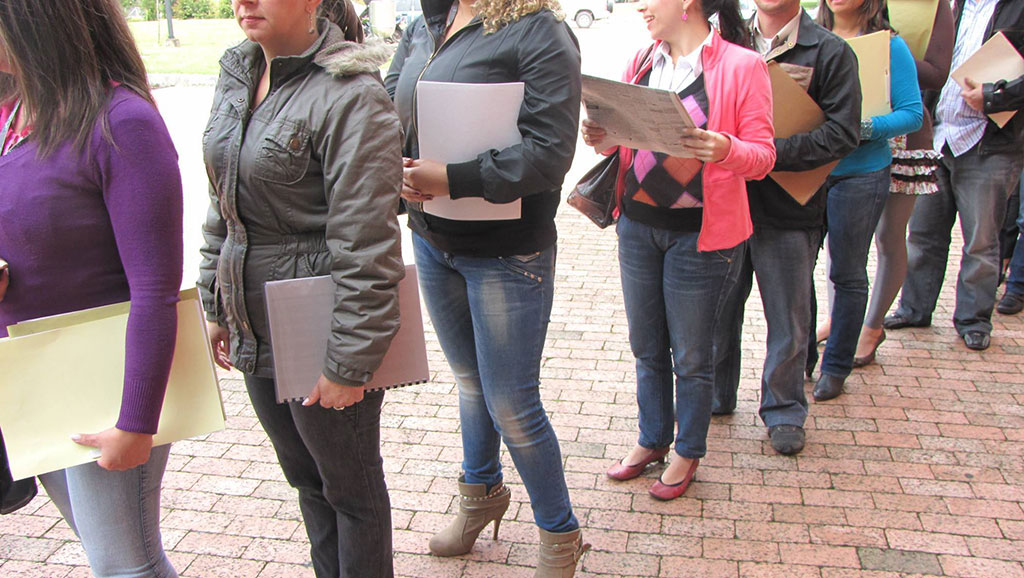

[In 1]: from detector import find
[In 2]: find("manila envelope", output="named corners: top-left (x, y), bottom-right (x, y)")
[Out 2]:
top-left (0, 290), bottom-right (224, 480)
top-left (889, 0), bottom-right (941, 61)
top-left (951, 31), bottom-right (1024, 128)
top-left (767, 62), bottom-right (839, 205)
top-left (847, 31), bottom-right (892, 118)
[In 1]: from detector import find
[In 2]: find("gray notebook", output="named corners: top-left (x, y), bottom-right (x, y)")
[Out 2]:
top-left (264, 264), bottom-right (429, 403)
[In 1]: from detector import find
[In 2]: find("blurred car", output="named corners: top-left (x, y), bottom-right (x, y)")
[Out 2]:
top-left (395, 0), bottom-right (423, 31)
top-left (563, 0), bottom-right (614, 28)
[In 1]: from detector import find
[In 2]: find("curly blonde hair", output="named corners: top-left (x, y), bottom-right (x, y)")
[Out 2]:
top-left (475, 0), bottom-right (564, 34)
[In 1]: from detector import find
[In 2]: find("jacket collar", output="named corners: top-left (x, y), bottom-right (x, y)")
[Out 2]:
top-left (747, 10), bottom-right (823, 60)
top-left (220, 20), bottom-right (391, 86)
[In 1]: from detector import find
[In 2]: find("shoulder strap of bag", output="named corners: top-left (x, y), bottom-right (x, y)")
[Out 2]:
top-left (614, 44), bottom-right (656, 218)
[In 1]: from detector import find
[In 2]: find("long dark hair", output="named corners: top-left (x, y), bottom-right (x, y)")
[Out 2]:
top-left (700, 0), bottom-right (750, 47)
top-left (816, 0), bottom-right (893, 34)
top-left (0, 0), bottom-right (152, 156)
top-left (320, 0), bottom-right (365, 42)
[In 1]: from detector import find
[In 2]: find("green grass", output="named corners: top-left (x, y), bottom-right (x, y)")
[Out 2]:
top-left (129, 19), bottom-right (246, 75)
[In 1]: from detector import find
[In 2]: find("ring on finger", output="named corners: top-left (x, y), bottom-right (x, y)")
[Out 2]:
top-left (333, 406), bottom-right (345, 411)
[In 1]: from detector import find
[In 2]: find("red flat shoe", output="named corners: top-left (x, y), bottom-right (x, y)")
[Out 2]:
top-left (648, 458), bottom-right (699, 501)
top-left (606, 446), bottom-right (671, 481)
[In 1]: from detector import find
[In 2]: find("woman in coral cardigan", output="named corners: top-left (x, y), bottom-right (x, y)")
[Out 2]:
top-left (581, 0), bottom-right (775, 500)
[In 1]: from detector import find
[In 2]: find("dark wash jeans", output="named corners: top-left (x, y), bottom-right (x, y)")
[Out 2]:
top-left (898, 144), bottom-right (1024, 334)
top-left (243, 376), bottom-right (393, 578)
top-left (617, 215), bottom-right (745, 459)
top-left (1004, 170), bottom-right (1024, 296)
top-left (714, 225), bottom-right (820, 427)
top-left (816, 166), bottom-right (891, 379)
top-left (413, 233), bottom-right (578, 533)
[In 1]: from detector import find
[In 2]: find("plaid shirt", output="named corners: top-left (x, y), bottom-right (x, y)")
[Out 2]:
top-left (933, 0), bottom-right (999, 156)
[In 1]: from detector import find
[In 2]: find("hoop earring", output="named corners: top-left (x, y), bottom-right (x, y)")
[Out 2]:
top-left (308, 10), bottom-right (316, 34)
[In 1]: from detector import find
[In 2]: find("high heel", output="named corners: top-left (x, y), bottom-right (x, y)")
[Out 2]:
top-left (648, 458), bottom-right (699, 501)
top-left (606, 446), bottom-right (671, 481)
top-left (429, 477), bottom-right (511, 557)
top-left (853, 329), bottom-right (886, 367)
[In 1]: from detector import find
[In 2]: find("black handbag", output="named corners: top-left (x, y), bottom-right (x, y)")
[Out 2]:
top-left (0, 428), bottom-right (37, 515)
top-left (566, 154), bottom-right (619, 229)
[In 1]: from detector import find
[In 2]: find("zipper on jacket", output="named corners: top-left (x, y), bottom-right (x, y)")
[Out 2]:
top-left (410, 15), bottom-right (482, 142)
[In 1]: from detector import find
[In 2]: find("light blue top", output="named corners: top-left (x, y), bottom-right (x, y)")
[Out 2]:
top-left (833, 34), bottom-right (923, 176)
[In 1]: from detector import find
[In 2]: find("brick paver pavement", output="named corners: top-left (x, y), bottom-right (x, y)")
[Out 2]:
top-left (3, 194), bottom-right (1023, 577)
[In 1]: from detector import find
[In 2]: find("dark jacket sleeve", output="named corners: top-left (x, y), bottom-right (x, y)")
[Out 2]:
top-left (773, 39), bottom-right (861, 172)
top-left (198, 78), bottom-right (228, 325)
top-left (985, 75), bottom-right (1024, 112)
top-left (317, 78), bottom-right (405, 386)
top-left (384, 17), bottom-right (419, 100)
top-left (446, 13), bottom-right (582, 203)
top-left (197, 183), bottom-right (226, 324)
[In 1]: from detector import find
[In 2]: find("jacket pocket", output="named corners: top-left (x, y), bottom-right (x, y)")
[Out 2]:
top-left (254, 121), bottom-right (312, 185)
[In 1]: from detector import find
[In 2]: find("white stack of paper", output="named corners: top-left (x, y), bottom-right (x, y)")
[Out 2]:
top-left (264, 264), bottom-right (430, 403)
top-left (416, 81), bottom-right (524, 221)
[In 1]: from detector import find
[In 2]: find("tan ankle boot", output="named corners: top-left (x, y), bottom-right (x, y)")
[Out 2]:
top-left (428, 478), bottom-right (511, 557)
top-left (535, 527), bottom-right (590, 578)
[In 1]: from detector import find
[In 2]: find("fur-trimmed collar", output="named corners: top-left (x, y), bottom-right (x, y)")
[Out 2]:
top-left (314, 25), bottom-right (393, 77)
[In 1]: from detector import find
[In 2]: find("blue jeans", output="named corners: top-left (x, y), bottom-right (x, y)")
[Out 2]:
top-left (413, 233), bottom-right (577, 534)
top-left (617, 215), bottom-right (745, 459)
top-left (818, 167), bottom-right (891, 378)
top-left (714, 225), bottom-right (820, 427)
top-left (244, 376), bottom-right (393, 578)
top-left (897, 144), bottom-right (1024, 334)
top-left (1002, 170), bottom-right (1024, 296)
top-left (38, 444), bottom-right (177, 578)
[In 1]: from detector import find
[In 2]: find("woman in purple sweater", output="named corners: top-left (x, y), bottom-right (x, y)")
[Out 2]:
top-left (0, 0), bottom-right (183, 576)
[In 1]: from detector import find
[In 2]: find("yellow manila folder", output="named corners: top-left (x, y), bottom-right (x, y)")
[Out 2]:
top-left (0, 290), bottom-right (225, 480)
top-left (847, 31), bottom-right (892, 118)
top-left (889, 0), bottom-right (941, 60)
top-left (951, 32), bottom-right (1024, 129)
top-left (767, 62), bottom-right (839, 205)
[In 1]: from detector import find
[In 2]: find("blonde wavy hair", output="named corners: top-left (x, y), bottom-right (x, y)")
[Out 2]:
top-left (475, 0), bottom-right (564, 33)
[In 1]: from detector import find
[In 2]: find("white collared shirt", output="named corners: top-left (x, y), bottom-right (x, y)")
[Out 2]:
top-left (649, 30), bottom-right (715, 93)
top-left (933, 0), bottom-right (999, 156)
top-left (752, 11), bottom-right (801, 57)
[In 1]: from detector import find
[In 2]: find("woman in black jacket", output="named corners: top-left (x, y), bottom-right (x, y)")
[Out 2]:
top-left (385, 0), bottom-right (586, 575)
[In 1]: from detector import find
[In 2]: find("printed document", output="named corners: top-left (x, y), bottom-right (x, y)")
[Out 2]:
top-left (582, 74), bottom-right (697, 157)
